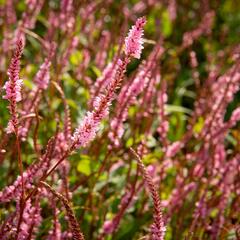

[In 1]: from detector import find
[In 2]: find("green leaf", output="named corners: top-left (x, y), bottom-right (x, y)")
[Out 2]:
top-left (166, 105), bottom-right (192, 115)
top-left (162, 10), bottom-right (172, 37)
top-left (0, 0), bottom-right (6, 5)
top-left (91, 66), bottom-right (101, 78)
top-left (126, 137), bottom-right (133, 147)
top-left (193, 117), bottom-right (204, 134)
top-left (23, 79), bottom-right (34, 90)
top-left (77, 155), bottom-right (91, 176)
top-left (70, 50), bottom-right (83, 66)
top-left (66, 99), bottom-right (78, 110)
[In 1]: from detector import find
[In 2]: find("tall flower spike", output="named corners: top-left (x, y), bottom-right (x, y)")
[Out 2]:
top-left (125, 17), bottom-right (146, 59)
top-left (71, 59), bottom-right (127, 149)
top-left (29, 23), bottom-right (135, 195)
top-left (3, 38), bottom-right (24, 134)
top-left (130, 148), bottom-right (166, 240)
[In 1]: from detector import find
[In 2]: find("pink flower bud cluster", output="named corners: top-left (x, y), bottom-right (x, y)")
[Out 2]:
top-left (60, 0), bottom-right (75, 32)
top-left (21, 0), bottom-right (44, 29)
top-left (34, 58), bottom-right (51, 90)
top-left (182, 11), bottom-right (215, 49)
top-left (165, 141), bottom-right (182, 158)
top-left (130, 149), bottom-right (166, 240)
top-left (125, 17), bottom-right (146, 59)
top-left (0, 137), bottom-right (55, 203)
top-left (18, 199), bottom-right (42, 239)
top-left (3, 39), bottom-right (23, 134)
top-left (0, 161), bottom-right (45, 203)
top-left (151, 223), bottom-right (166, 240)
top-left (201, 62), bottom-right (240, 143)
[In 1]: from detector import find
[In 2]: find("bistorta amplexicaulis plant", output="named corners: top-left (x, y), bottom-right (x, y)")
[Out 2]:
top-left (0, 1), bottom-right (239, 240)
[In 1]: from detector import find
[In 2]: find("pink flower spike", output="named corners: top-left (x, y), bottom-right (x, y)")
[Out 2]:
top-left (125, 17), bottom-right (146, 59)
top-left (3, 38), bottom-right (24, 134)
top-left (3, 39), bottom-right (23, 102)
top-left (34, 58), bottom-right (51, 90)
top-left (71, 58), bottom-right (127, 150)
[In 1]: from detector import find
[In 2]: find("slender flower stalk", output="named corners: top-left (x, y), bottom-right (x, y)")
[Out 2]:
top-left (52, 81), bottom-right (72, 141)
top-left (41, 181), bottom-right (85, 240)
top-left (157, 78), bottom-right (169, 148)
top-left (130, 148), bottom-right (166, 240)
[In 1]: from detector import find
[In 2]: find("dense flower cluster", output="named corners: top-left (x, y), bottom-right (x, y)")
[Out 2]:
top-left (125, 16), bottom-right (146, 59)
top-left (3, 39), bottom-right (23, 134)
top-left (0, 2), bottom-right (239, 240)
top-left (72, 59), bottom-right (127, 149)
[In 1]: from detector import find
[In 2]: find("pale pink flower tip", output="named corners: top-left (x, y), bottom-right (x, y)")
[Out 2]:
top-left (3, 39), bottom-right (23, 102)
top-left (125, 17), bottom-right (146, 59)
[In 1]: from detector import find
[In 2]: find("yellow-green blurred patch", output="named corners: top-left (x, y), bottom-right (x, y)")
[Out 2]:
top-left (193, 117), bottom-right (204, 134)
top-left (77, 155), bottom-right (91, 176)
top-left (70, 50), bottom-right (83, 66)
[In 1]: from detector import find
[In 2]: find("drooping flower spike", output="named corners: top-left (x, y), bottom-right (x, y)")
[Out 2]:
top-left (130, 148), bottom-right (166, 240)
